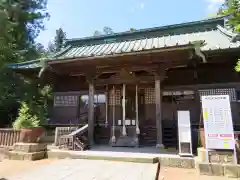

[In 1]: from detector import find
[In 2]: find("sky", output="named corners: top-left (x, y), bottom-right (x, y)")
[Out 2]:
top-left (36, 0), bottom-right (225, 47)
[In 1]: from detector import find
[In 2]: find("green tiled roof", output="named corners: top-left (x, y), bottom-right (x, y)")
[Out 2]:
top-left (8, 17), bottom-right (240, 69)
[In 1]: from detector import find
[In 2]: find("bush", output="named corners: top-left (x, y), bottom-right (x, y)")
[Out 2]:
top-left (13, 102), bottom-right (40, 130)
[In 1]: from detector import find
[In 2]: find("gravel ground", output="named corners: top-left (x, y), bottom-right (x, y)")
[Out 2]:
top-left (0, 159), bottom-right (55, 178)
top-left (0, 159), bottom-right (238, 180)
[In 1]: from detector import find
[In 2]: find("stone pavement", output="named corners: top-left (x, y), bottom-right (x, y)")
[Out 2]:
top-left (5, 159), bottom-right (159, 180)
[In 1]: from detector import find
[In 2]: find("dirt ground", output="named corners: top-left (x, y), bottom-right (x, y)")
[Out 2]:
top-left (0, 159), bottom-right (55, 178)
top-left (0, 159), bottom-right (237, 180)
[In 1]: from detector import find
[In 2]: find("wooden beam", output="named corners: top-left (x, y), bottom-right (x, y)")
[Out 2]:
top-left (94, 75), bottom-right (155, 85)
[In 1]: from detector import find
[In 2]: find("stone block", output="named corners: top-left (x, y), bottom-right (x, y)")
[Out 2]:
top-left (13, 143), bottom-right (47, 153)
top-left (159, 157), bottom-right (195, 169)
top-left (197, 147), bottom-right (234, 164)
top-left (197, 163), bottom-right (224, 176)
top-left (224, 164), bottom-right (240, 178)
top-left (8, 151), bottom-right (46, 161)
top-left (197, 147), bottom-right (209, 162)
top-left (209, 150), bottom-right (234, 164)
top-left (159, 157), bottom-right (170, 166)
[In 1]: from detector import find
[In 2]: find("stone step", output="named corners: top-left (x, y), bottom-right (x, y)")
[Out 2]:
top-left (47, 149), bottom-right (195, 168)
top-left (112, 136), bottom-right (138, 147)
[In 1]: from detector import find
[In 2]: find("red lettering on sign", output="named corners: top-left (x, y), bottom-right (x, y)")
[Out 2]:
top-left (219, 134), bottom-right (232, 138)
top-left (208, 134), bottom-right (218, 137)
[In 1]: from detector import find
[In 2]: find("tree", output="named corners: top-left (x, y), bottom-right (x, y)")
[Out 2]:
top-left (218, 1), bottom-right (240, 72)
top-left (0, 0), bottom-right (50, 127)
top-left (218, 0), bottom-right (240, 32)
top-left (103, 26), bottom-right (114, 35)
top-left (129, 28), bottom-right (136, 32)
top-left (93, 30), bottom-right (102, 36)
top-left (47, 28), bottom-right (67, 53)
top-left (93, 27), bottom-right (114, 36)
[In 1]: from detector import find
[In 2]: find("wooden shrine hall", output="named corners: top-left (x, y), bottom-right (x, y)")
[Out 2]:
top-left (9, 17), bottom-right (240, 150)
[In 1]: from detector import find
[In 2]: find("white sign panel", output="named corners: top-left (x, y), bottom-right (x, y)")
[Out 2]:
top-left (201, 95), bottom-right (235, 150)
top-left (177, 110), bottom-right (193, 156)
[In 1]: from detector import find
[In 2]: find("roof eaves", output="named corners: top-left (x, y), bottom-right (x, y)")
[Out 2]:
top-left (8, 59), bottom-right (41, 69)
top-left (52, 45), bottom-right (72, 58)
top-left (47, 43), bottom-right (196, 65)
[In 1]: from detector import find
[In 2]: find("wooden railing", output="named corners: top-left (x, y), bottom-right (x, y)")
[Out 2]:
top-left (0, 129), bottom-right (20, 147)
top-left (59, 124), bottom-right (89, 150)
top-left (54, 126), bottom-right (78, 146)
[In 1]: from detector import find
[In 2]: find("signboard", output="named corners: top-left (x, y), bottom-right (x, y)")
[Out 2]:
top-left (177, 110), bottom-right (193, 156)
top-left (201, 95), bottom-right (237, 164)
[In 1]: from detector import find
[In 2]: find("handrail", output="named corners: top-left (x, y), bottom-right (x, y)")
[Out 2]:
top-left (58, 124), bottom-right (89, 150)
top-left (68, 124), bottom-right (88, 137)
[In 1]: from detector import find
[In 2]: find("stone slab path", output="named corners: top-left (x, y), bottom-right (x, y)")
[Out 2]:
top-left (5, 159), bottom-right (158, 180)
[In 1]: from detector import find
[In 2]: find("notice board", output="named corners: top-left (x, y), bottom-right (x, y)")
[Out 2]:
top-left (201, 95), bottom-right (237, 163)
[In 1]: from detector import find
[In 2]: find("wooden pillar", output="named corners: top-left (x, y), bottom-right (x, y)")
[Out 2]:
top-left (135, 84), bottom-right (140, 134)
top-left (88, 81), bottom-right (95, 146)
top-left (122, 84), bottom-right (127, 136)
top-left (155, 76), bottom-right (164, 148)
top-left (111, 86), bottom-right (116, 143)
top-left (105, 85), bottom-right (108, 127)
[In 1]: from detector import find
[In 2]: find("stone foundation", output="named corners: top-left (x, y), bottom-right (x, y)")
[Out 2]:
top-left (197, 147), bottom-right (234, 164)
top-left (159, 156), bottom-right (195, 168)
top-left (6, 151), bottom-right (46, 161)
top-left (13, 143), bottom-right (47, 153)
top-left (196, 162), bottom-right (240, 178)
top-left (2, 143), bottom-right (47, 161)
top-left (196, 147), bottom-right (240, 178)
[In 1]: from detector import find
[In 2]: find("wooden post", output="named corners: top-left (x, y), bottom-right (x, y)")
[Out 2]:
top-left (54, 127), bottom-right (59, 146)
top-left (111, 86), bottom-right (116, 143)
top-left (135, 84), bottom-right (140, 134)
top-left (88, 81), bottom-right (95, 146)
top-left (122, 84), bottom-right (127, 136)
top-left (105, 85), bottom-right (108, 127)
top-left (155, 75), bottom-right (164, 148)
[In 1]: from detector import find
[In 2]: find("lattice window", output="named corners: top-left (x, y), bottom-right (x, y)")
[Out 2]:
top-left (145, 88), bottom-right (155, 104)
top-left (115, 90), bottom-right (121, 105)
top-left (108, 89), bottom-right (121, 106)
top-left (54, 95), bottom-right (78, 107)
top-left (198, 88), bottom-right (236, 102)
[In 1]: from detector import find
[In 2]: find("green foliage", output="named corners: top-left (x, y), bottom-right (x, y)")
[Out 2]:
top-left (93, 26), bottom-right (114, 36)
top-left (129, 28), bottom-right (136, 32)
top-left (218, 0), bottom-right (240, 32)
top-left (103, 26), bottom-right (114, 35)
top-left (218, 0), bottom-right (240, 72)
top-left (235, 60), bottom-right (240, 72)
top-left (0, 0), bottom-right (50, 126)
top-left (47, 28), bottom-right (67, 53)
top-left (13, 84), bottom-right (52, 129)
top-left (13, 102), bottom-right (40, 130)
